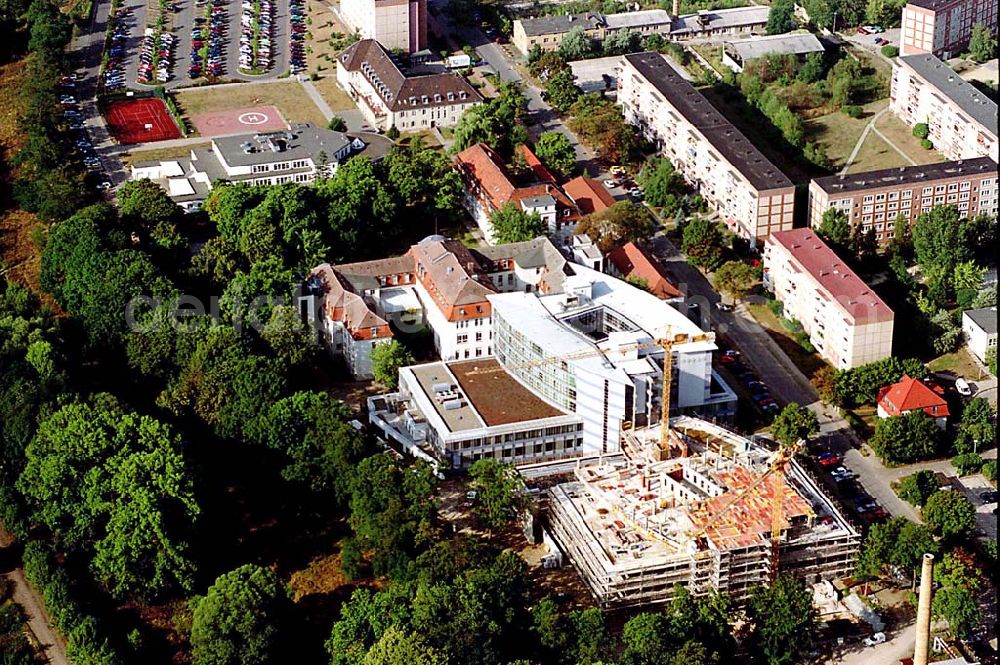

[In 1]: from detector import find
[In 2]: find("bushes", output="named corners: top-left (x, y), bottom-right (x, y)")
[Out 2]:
top-left (834, 357), bottom-right (928, 407)
top-left (767, 298), bottom-right (784, 317)
top-left (880, 45), bottom-right (899, 58)
top-left (913, 123), bottom-right (929, 139)
top-left (921, 138), bottom-right (934, 150)
top-left (20, 541), bottom-right (123, 662)
top-left (982, 460), bottom-right (997, 483)
top-left (896, 470), bottom-right (939, 507)
top-left (951, 453), bottom-right (985, 476)
top-left (842, 104), bottom-right (863, 118)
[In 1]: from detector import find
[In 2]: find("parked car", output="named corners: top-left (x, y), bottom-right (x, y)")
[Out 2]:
top-left (602, 179), bottom-right (618, 188)
top-left (864, 632), bottom-right (886, 647)
top-left (831, 467), bottom-right (854, 481)
top-left (609, 165), bottom-right (626, 175)
top-left (715, 302), bottom-right (733, 311)
top-left (955, 377), bottom-right (972, 395)
top-left (980, 490), bottom-right (997, 503)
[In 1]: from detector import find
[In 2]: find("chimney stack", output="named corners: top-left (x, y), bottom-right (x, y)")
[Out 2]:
top-left (672, 0), bottom-right (679, 18)
top-left (914, 553), bottom-right (934, 665)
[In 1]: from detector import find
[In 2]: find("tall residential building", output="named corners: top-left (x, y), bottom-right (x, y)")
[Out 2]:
top-left (339, 0), bottom-right (427, 52)
top-left (619, 52), bottom-right (795, 245)
top-left (336, 40), bottom-right (482, 132)
top-left (900, 0), bottom-right (997, 59)
top-left (764, 229), bottom-right (894, 370)
top-left (807, 157), bottom-right (999, 243)
top-left (890, 54), bottom-right (999, 162)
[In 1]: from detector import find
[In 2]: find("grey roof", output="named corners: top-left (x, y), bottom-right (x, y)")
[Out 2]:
top-left (726, 33), bottom-right (824, 62)
top-left (604, 9), bottom-right (672, 29)
top-left (672, 6), bottom-right (769, 33)
top-left (899, 54), bottom-right (999, 135)
top-left (965, 307), bottom-right (997, 335)
top-left (214, 123), bottom-right (351, 167)
top-left (522, 194), bottom-right (557, 207)
top-left (623, 52), bottom-right (793, 192)
top-left (517, 12), bottom-right (604, 37)
top-left (812, 157), bottom-right (998, 194)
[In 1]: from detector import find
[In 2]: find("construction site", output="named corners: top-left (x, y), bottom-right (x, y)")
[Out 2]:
top-left (546, 417), bottom-right (860, 608)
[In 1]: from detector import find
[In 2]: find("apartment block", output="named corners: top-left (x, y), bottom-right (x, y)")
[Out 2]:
top-left (764, 229), bottom-right (894, 369)
top-left (900, 0), bottom-right (997, 59)
top-left (808, 157), bottom-right (999, 243)
top-left (619, 52), bottom-right (794, 244)
top-left (336, 40), bottom-right (482, 132)
top-left (339, 0), bottom-right (427, 52)
top-left (890, 54), bottom-right (999, 162)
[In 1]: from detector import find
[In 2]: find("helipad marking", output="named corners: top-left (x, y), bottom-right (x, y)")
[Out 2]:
top-left (238, 111), bottom-right (270, 125)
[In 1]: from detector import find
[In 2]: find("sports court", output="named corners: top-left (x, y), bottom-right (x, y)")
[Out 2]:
top-left (104, 98), bottom-right (182, 144)
top-left (188, 105), bottom-right (289, 138)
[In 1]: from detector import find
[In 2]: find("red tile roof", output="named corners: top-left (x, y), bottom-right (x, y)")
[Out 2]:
top-left (563, 176), bottom-right (616, 215)
top-left (518, 143), bottom-right (556, 184)
top-left (606, 242), bottom-right (682, 300)
top-left (768, 229), bottom-right (894, 324)
top-left (877, 375), bottom-right (950, 418)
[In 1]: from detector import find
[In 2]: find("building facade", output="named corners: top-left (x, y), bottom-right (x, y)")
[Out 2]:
top-left (721, 32), bottom-right (825, 72)
top-left (336, 39), bottom-right (483, 131)
top-left (962, 306), bottom-right (997, 363)
top-left (764, 229), bottom-right (894, 369)
top-left (339, 0), bottom-right (427, 52)
top-left (130, 123), bottom-right (391, 211)
top-left (807, 158), bottom-right (999, 243)
top-left (900, 0), bottom-right (997, 59)
top-left (619, 52), bottom-right (795, 245)
top-left (890, 54), bottom-right (999, 162)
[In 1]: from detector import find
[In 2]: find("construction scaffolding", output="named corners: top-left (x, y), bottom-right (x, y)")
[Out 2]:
top-left (545, 417), bottom-right (861, 608)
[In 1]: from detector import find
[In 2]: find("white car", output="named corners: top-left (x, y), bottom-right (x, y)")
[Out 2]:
top-left (955, 378), bottom-right (972, 396)
top-left (864, 632), bottom-right (886, 646)
top-left (831, 467), bottom-right (854, 481)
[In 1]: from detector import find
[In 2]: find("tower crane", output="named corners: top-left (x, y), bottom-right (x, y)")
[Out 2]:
top-left (685, 439), bottom-right (806, 584)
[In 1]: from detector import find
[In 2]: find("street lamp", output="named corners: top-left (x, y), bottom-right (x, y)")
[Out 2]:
top-left (832, 11), bottom-right (838, 34)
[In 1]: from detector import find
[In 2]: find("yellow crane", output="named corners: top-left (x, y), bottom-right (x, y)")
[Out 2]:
top-left (685, 439), bottom-right (805, 584)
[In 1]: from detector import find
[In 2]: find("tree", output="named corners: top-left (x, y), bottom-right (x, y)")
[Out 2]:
top-left (489, 202), bottom-right (547, 244)
top-left (574, 201), bottom-right (654, 252)
top-left (770, 403), bottom-right (819, 448)
top-left (567, 93), bottom-right (637, 163)
top-left (262, 304), bottom-right (318, 366)
top-left (328, 115), bottom-right (348, 131)
top-left (190, 565), bottom-right (290, 665)
top-left (558, 26), bottom-right (594, 60)
top-left (545, 68), bottom-right (582, 113)
top-left (371, 340), bottom-right (415, 389)
top-left (638, 157), bottom-right (683, 208)
top-left (18, 400), bottom-right (198, 599)
top-left (603, 27), bottom-right (640, 55)
top-left (969, 23), bottom-right (997, 62)
top-left (896, 470), bottom-right (939, 507)
top-left (912, 123), bottom-right (930, 140)
top-left (363, 626), bottom-right (447, 665)
top-left (620, 612), bottom-right (671, 665)
top-left (812, 366), bottom-right (841, 407)
top-left (933, 586), bottom-right (981, 638)
top-left (922, 490), bottom-right (976, 540)
top-left (468, 459), bottom-right (524, 536)
top-left (713, 261), bottom-right (757, 303)
top-left (452, 82), bottom-right (528, 157)
top-left (956, 398), bottom-right (995, 452)
top-left (569, 608), bottom-right (608, 665)
top-left (869, 410), bottom-right (941, 464)
top-left (681, 217), bottom-right (727, 271)
top-left (855, 517), bottom-right (938, 580)
top-left (534, 131), bottom-right (576, 179)
top-left (745, 574), bottom-right (816, 665)
top-left (817, 208), bottom-right (852, 251)
top-left (767, 0), bottom-right (796, 34)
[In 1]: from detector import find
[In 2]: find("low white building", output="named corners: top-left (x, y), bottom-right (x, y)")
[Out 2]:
top-left (130, 123), bottom-right (390, 211)
top-left (336, 39), bottom-right (483, 132)
top-left (721, 32), bottom-right (825, 72)
top-left (962, 307), bottom-right (997, 364)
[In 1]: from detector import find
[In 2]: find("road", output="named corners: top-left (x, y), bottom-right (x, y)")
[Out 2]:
top-left (827, 621), bottom-right (916, 665)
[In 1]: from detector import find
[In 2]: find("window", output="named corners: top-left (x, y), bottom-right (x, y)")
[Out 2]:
top-left (875, 193), bottom-right (886, 201)
top-left (475, 332), bottom-right (483, 342)
top-left (888, 191), bottom-right (899, 200)
top-left (457, 334), bottom-right (468, 344)
top-left (902, 189), bottom-right (912, 198)
top-left (862, 195), bottom-right (874, 203)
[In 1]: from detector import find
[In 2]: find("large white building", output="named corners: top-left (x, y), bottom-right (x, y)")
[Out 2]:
top-left (339, 0), bottom-right (427, 53)
top-left (890, 53), bottom-right (999, 162)
top-left (764, 229), bottom-right (895, 370)
top-left (619, 52), bottom-right (795, 245)
top-left (336, 39), bottom-right (483, 132)
top-left (130, 123), bottom-right (391, 211)
top-left (900, 0), bottom-right (997, 59)
top-left (362, 237), bottom-right (737, 467)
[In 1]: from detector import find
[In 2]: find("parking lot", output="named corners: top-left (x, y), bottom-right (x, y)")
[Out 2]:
top-left (103, 0), bottom-right (294, 89)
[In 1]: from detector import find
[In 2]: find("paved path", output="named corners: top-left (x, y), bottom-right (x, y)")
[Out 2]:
top-left (300, 78), bottom-right (334, 122)
top-left (1, 568), bottom-right (69, 665)
top-left (840, 106), bottom-right (887, 175)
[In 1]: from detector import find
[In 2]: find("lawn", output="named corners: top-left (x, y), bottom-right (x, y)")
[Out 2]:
top-left (873, 112), bottom-right (948, 167)
top-left (306, 0), bottom-right (356, 74)
top-left (690, 43), bottom-right (726, 76)
top-left (844, 132), bottom-right (908, 174)
top-left (804, 100), bottom-right (886, 169)
top-left (173, 80), bottom-right (329, 128)
top-left (746, 302), bottom-right (830, 381)
top-left (312, 75), bottom-right (359, 112)
top-left (928, 347), bottom-right (984, 379)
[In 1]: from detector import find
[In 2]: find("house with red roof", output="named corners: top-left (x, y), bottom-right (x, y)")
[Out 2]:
top-left (606, 242), bottom-right (682, 301)
top-left (454, 143), bottom-right (589, 244)
top-left (563, 176), bottom-right (616, 216)
top-left (876, 374), bottom-right (950, 428)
